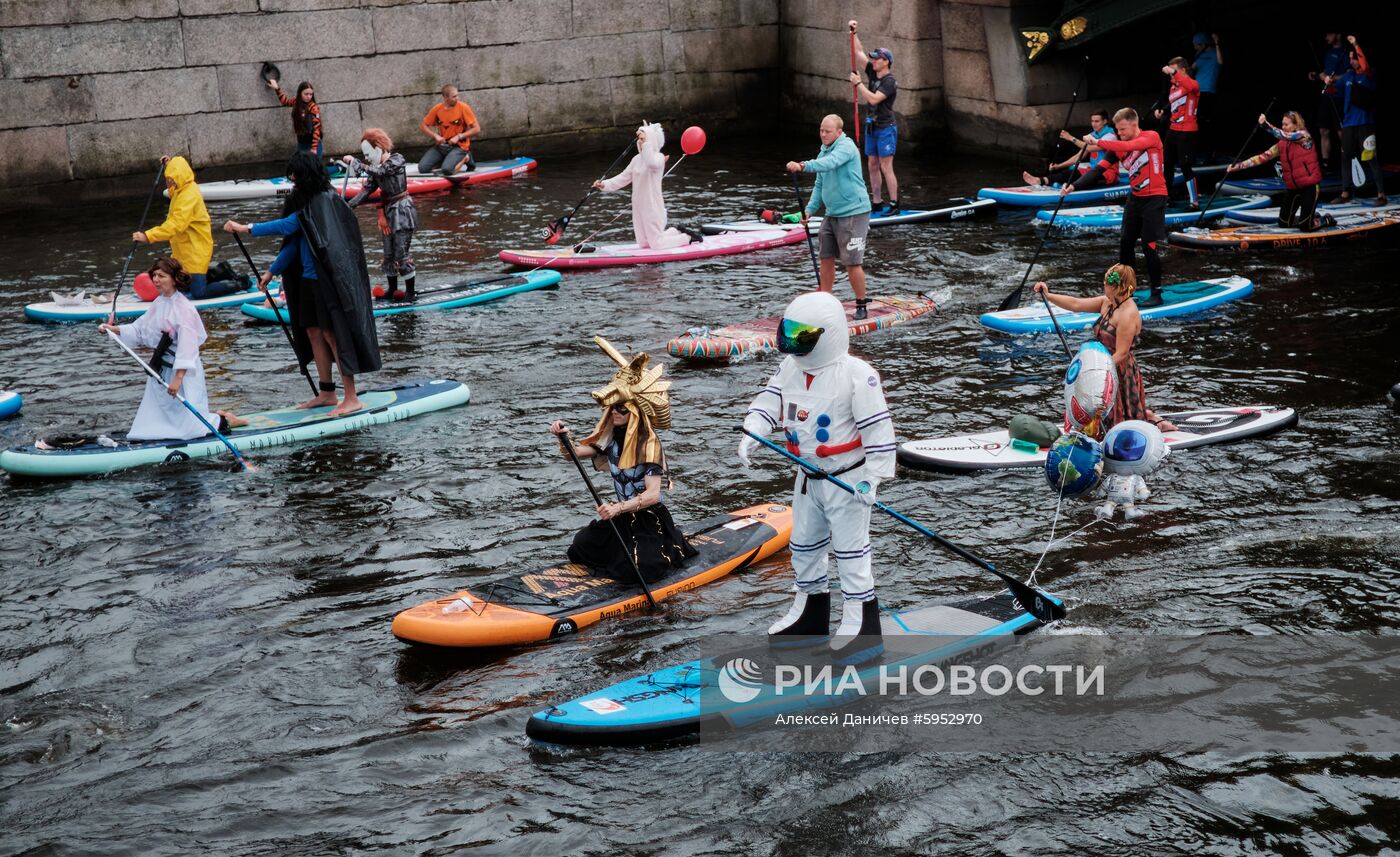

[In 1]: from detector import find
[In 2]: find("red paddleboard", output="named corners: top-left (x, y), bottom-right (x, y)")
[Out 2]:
top-left (498, 228), bottom-right (806, 269)
top-left (667, 294), bottom-right (937, 361)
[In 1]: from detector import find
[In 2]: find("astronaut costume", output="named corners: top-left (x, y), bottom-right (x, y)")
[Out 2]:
top-left (739, 291), bottom-right (895, 661)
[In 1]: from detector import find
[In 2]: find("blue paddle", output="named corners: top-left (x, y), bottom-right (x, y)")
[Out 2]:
top-left (105, 329), bottom-right (252, 472)
top-left (741, 428), bottom-right (1066, 622)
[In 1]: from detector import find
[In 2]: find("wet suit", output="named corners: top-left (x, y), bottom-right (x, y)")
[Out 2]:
top-left (1071, 130), bottom-right (1168, 304)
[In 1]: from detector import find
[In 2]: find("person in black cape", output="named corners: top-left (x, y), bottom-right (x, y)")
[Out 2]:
top-left (224, 152), bottom-right (381, 416)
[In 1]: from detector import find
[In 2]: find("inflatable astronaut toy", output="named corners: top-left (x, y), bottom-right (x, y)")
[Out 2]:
top-left (1095, 419), bottom-right (1169, 521)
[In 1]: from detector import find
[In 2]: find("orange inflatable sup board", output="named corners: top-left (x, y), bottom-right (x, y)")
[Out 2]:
top-left (392, 504), bottom-right (794, 648)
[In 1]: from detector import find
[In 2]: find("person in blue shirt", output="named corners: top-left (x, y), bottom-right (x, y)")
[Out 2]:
top-left (1323, 35), bottom-right (1386, 206)
top-left (786, 115), bottom-right (874, 319)
top-left (1310, 32), bottom-right (1350, 169)
top-left (1191, 33), bottom-right (1223, 155)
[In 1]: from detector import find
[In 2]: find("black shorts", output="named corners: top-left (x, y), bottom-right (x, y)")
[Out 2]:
top-left (1317, 95), bottom-right (1344, 130)
top-left (1122, 195), bottom-right (1167, 244)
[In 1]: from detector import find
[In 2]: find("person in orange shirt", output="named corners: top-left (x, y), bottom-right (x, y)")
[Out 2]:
top-left (418, 85), bottom-right (480, 175)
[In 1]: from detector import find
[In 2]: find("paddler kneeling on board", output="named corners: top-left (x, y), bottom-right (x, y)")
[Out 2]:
top-left (592, 122), bottom-right (703, 250)
top-left (1033, 265), bottom-right (1177, 433)
top-left (92, 258), bottom-right (246, 442)
top-left (739, 291), bottom-right (895, 664)
top-left (548, 338), bottom-right (697, 582)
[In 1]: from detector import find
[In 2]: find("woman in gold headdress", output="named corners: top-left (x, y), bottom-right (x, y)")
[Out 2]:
top-left (548, 338), bottom-right (698, 582)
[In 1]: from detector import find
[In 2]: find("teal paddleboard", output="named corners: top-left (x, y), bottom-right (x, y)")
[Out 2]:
top-left (240, 270), bottom-right (559, 321)
top-left (979, 276), bottom-right (1253, 334)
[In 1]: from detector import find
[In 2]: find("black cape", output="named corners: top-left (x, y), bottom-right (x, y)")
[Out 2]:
top-left (282, 190), bottom-right (382, 376)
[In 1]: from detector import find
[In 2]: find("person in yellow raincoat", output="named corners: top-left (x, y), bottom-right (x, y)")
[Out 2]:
top-left (133, 156), bottom-right (234, 300)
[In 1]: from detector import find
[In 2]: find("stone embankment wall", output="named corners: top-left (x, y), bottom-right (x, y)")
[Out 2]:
top-left (0, 0), bottom-right (1080, 202)
top-left (0, 0), bottom-right (781, 195)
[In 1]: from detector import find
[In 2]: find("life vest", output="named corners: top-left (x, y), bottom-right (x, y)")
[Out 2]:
top-left (1279, 136), bottom-right (1321, 189)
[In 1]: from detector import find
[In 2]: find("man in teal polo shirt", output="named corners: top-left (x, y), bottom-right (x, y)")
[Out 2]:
top-left (786, 115), bottom-right (874, 319)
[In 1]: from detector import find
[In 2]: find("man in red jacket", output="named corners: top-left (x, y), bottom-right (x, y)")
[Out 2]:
top-left (1154, 57), bottom-right (1201, 208)
top-left (1063, 108), bottom-right (1168, 307)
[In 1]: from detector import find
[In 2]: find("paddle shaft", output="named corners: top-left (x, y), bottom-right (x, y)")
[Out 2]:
top-left (559, 431), bottom-right (658, 610)
top-left (110, 164), bottom-right (168, 320)
top-left (1038, 290), bottom-right (1072, 360)
top-left (851, 31), bottom-right (861, 144)
top-left (996, 56), bottom-right (1091, 314)
top-left (790, 172), bottom-right (822, 287)
top-left (548, 141), bottom-right (636, 239)
top-left (741, 429), bottom-right (1065, 622)
top-left (1305, 41), bottom-right (1361, 186)
top-left (233, 233), bottom-right (318, 396)
top-left (1195, 98), bottom-right (1276, 228)
top-left (104, 329), bottom-right (248, 470)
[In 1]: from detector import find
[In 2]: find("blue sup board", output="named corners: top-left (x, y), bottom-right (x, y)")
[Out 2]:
top-left (979, 276), bottom-right (1254, 334)
top-left (1036, 196), bottom-right (1269, 229)
top-left (0, 391), bottom-right (20, 420)
top-left (701, 197), bottom-right (997, 234)
top-left (525, 591), bottom-right (1060, 746)
top-left (25, 283), bottom-right (280, 323)
top-left (0, 379), bottom-right (469, 478)
top-left (241, 270), bottom-right (559, 321)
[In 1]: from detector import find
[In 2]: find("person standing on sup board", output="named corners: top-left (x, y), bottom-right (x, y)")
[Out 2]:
top-left (1190, 33), bottom-right (1223, 156)
top-left (1063, 108), bottom-right (1169, 308)
top-left (548, 340), bottom-right (696, 582)
top-left (787, 115), bottom-right (874, 319)
top-left (96, 258), bottom-right (240, 440)
top-left (1154, 57), bottom-right (1201, 209)
top-left (1022, 109), bottom-right (1120, 189)
top-left (224, 153), bottom-right (381, 418)
top-left (1033, 265), bottom-right (1177, 433)
top-left (1226, 112), bottom-right (1328, 231)
top-left (268, 79), bottom-right (323, 159)
top-left (592, 122), bottom-right (702, 251)
top-left (418, 85), bottom-right (480, 176)
top-left (848, 20), bottom-right (900, 216)
top-left (344, 128), bottom-right (418, 301)
top-left (1323, 36), bottom-right (1387, 207)
top-left (739, 291), bottom-right (896, 664)
top-left (1311, 32), bottom-right (1349, 170)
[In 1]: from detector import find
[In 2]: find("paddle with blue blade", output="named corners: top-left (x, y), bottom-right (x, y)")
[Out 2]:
top-left (742, 429), bottom-right (1066, 622)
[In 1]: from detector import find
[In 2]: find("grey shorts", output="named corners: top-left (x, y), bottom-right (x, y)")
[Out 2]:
top-left (817, 212), bottom-right (870, 267)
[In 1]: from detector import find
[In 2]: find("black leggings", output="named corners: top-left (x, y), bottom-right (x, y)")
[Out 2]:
top-left (1041, 166), bottom-right (1104, 188)
top-left (1119, 196), bottom-right (1166, 293)
top-left (1340, 124), bottom-right (1384, 195)
top-left (1163, 130), bottom-right (1197, 200)
top-left (1279, 185), bottom-right (1321, 231)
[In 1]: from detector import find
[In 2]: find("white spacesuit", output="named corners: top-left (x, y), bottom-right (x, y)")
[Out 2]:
top-left (739, 291), bottom-right (895, 663)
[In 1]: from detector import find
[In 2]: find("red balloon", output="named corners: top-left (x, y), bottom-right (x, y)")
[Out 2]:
top-left (680, 126), bottom-right (706, 156)
top-left (132, 271), bottom-right (157, 301)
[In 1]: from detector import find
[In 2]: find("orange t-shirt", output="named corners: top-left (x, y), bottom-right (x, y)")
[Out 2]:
top-left (422, 101), bottom-right (478, 150)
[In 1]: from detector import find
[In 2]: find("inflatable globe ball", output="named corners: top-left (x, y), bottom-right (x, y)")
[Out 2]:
top-left (1102, 420), bottom-right (1169, 476)
top-left (1063, 341), bottom-right (1116, 440)
top-left (1045, 431), bottom-right (1104, 498)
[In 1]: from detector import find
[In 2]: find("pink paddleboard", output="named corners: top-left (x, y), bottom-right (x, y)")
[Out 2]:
top-left (498, 228), bottom-right (806, 269)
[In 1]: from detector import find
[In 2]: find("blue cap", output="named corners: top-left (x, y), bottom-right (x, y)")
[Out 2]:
top-left (869, 47), bottom-right (894, 63)
top-left (1192, 32), bottom-right (1210, 46)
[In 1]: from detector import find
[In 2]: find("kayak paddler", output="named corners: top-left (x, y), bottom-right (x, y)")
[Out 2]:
top-left (549, 338), bottom-right (697, 582)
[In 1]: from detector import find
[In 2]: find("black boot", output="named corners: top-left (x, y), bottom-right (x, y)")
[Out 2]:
top-left (829, 597), bottom-right (884, 665)
top-left (853, 299), bottom-right (869, 321)
top-left (768, 590), bottom-right (830, 648)
top-left (681, 226), bottom-right (705, 244)
top-left (1139, 290), bottom-right (1165, 308)
top-left (403, 276), bottom-right (416, 300)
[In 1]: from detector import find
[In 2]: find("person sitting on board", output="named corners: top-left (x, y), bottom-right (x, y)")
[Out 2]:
top-left (1063, 108), bottom-right (1169, 308)
top-left (418, 85), bottom-right (480, 176)
top-left (1022, 109), bottom-right (1121, 189)
top-left (1033, 265), bottom-right (1177, 433)
top-left (1154, 57), bottom-right (1201, 209)
top-left (548, 338), bottom-right (696, 583)
top-left (739, 291), bottom-right (896, 664)
top-left (1226, 111), bottom-right (1329, 231)
top-left (786, 115), bottom-right (874, 319)
top-left (95, 258), bottom-right (244, 440)
top-left (592, 122), bottom-right (702, 251)
top-left (267, 79), bottom-right (323, 158)
top-left (848, 20), bottom-right (900, 216)
top-left (344, 128), bottom-right (418, 301)
top-left (1322, 35), bottom-right (1386, 207)
top-left (223, 153), bottom-right (382, 418)
top-left (132, 156), bottom-right (238, 301)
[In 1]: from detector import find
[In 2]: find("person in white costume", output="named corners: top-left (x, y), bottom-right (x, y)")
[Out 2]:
top-left (593, 122), bottom-right (700, 250)
top-left (739, 291), bottom-right (896, 663)
top-left (98, 258), bottom-right (223, 440)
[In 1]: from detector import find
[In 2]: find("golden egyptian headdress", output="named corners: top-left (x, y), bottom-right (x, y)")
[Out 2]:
top-left (581, 336), bottom-right (672, 472)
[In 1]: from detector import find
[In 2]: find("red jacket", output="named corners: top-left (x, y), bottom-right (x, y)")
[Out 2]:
top-left (1096, 131), bottom-right (1168, 197)
top-left (1168, 70), bottom-right (1200, 132)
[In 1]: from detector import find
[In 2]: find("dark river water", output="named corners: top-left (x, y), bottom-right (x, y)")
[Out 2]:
top-left (2, 137), bottom-right (1398, 855)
